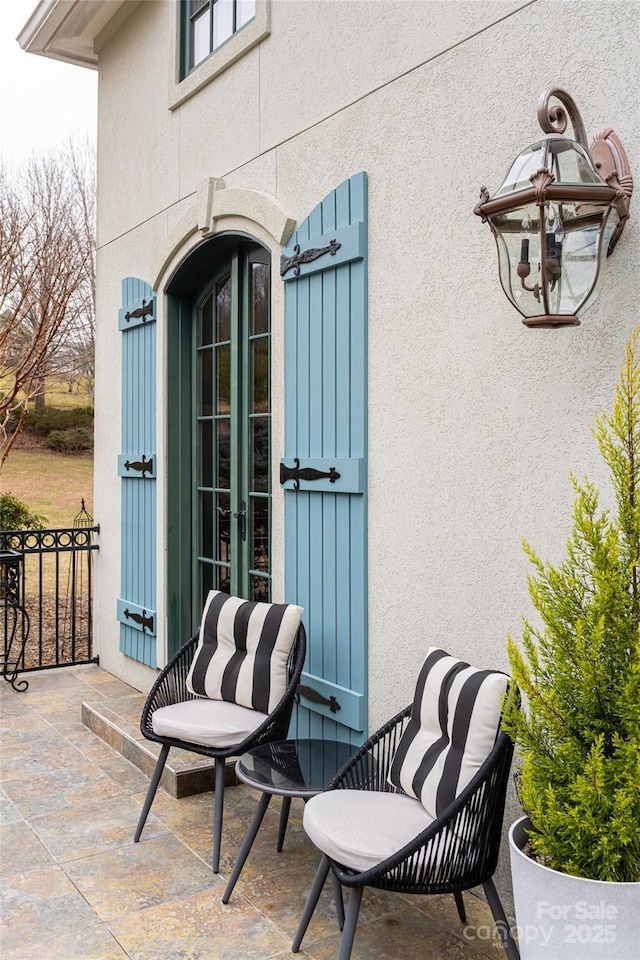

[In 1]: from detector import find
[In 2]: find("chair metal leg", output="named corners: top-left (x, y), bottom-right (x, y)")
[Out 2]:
top-left (222, 792), bottom-right (272, 903)
top-left (332, 873), bottom-right (345, 930)
top-left (483, 879), bottom-right (520, 960)
top-left (277, 796), bottom-right (291, 852)
top-left (134, 743), bottom-right (170, 842)
top-left (212, 758), bottom-right (226, 874)
top-left (454, 890), bottom-right (467, 923)
top-left (292, 854), bottom-right (331, 953)
top-left (338, 886), bottom-right (363, 960)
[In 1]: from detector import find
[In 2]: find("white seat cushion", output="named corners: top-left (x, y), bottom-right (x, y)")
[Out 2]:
top-left (303, 790), bottom-right (433, 873)
top-left (151, 698), bottom-right (268, 749)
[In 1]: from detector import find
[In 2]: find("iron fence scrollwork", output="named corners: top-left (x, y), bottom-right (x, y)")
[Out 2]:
top-left (1, 502), bottom-right (100, 684)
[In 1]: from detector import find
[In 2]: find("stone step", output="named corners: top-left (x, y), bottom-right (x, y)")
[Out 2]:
top-left (81, 698), bottom-right (237, 798)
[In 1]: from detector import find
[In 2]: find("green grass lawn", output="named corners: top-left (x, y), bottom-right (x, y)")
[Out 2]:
top-left (1, 375), bottom-right (94, 527)
top-left (0, 377), bottom-right (93, 411)
top-left (2, 448), bottom-right (94, 528)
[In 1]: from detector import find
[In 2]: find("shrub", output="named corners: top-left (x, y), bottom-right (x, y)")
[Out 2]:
top-left (504, 327), bottom-right (640, 882)
top-left (0, 492), bottom-right (47, 531)
top-left (24, 406), bottom-right (94, 437)
top-left (45, 427), bottom-right (93, 453)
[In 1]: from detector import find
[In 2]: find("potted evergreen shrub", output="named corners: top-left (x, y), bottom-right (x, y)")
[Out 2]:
top-left (504, 328), bottom-right (640, 959)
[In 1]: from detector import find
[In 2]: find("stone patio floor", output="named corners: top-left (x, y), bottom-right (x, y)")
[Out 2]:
top-left (1, 664), bottom-right (506, 959)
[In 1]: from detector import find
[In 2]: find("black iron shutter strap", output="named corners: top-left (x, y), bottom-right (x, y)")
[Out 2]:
top-left (280, 239), bottom-right (341, 277)
top-left (280, 458), bottom-right (340, 491)
top-left (124, 455), bottom-right (154, 478)
top-left (297, 684), bottom-right (341, 713)
top-left (124, 299), bottom-right (154, 322)
top-left (123, 608), bottom-right (154, 633)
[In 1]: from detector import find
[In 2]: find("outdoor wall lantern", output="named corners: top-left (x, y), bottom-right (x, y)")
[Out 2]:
top-left (474, 87), bottom-right (633, 327)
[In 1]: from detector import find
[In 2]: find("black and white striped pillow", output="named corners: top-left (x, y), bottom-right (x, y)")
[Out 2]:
top-left (186, 592), bottom-right (304, 715)
top-left (388, 648), bottom-right (508, 819)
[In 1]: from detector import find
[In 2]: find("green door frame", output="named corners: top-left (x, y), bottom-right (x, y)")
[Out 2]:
top-left (166, 236), bottom-right (271, 655)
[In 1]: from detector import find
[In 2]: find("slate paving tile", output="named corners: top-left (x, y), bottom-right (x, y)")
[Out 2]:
top-left (64, 833), bottom-right (220, 921)
top-left (152, 782), bottom-right (258, 836)
top-left (48, 715), bottom-right (102, 744)
top-left (0, 790), bottom-right (22, 826)
top-left (13, 671), bottom-right (90, 691)
top-left (0, 690), bottom-right (36, 718)
top-left (303, 904), bottom-right (489, 960)
top-left (130, 785), bottom-right (175, 813)
top-left (95, 751), bottom-right (155, 795)
top-left (231, 851), bottom-right (344, 942)
top-left (108, 886), bottom-right (292, 960)
top-left (0, 742), bottom-right (68, 782)
top-left (0, 865), bottom-right (99, 952)
top-left (0, 820), bottom-right (56, 877)
top-left (0, 717), bottom-right (62, 753)
top-left (74, 733), bottom-right (128, 763)
top-left (219, 809), bottom-right (320, 882)
top-left (0, 712), bottom-right (52, 734)
top-left (2, 922), bottom-right (130, 960)
top-left (29, 793), bottom-right (170, 862)
top-left (73, 671), bottom-right (139, 697)
top-left (2, 754), bottom-right (125, 818)
top-left (22, 688), bottom-right (103, 718)
top-left (85, 703), bottom-right (143, 744)
top-left (408, 890), bottom-right (508, 957)
top-left (264, 953), bottom-right (310, 960)
top-left (174, 801), bottom-right (319, 880)
top-left (101, 694), bottom-right (149, 725)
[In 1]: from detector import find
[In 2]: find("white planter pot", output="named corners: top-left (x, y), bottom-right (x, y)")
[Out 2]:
top-left (509, 816), bottom-right (640, 960)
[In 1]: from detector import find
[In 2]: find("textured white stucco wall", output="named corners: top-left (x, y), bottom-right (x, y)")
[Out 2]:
top-left (93, 4), bottom-right (640, 898)
top-left (95, 0), bottom-right (639, 693)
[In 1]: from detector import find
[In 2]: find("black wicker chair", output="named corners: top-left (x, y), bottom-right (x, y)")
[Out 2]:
top-left (133, 622), bottom-right (306, 873)
top-left (292, 705), bottom-right (519, 960)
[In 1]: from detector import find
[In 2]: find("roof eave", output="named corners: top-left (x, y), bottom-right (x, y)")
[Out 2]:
top-left (18, 0), bottom-right (130, 70)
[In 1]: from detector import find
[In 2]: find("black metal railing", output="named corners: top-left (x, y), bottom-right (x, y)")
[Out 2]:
top-left (1, 510), bottom-right (99, 685)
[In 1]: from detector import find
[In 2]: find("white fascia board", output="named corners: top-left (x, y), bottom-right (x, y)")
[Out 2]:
top-left (18, 0), bottom-right (128, 70)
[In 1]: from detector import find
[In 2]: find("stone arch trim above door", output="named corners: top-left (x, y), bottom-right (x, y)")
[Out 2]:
top-left (151, 178), bottom-right (297, 290)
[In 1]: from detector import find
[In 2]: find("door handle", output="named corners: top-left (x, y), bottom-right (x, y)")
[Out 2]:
top-left (234, 500), bottom-right (247, 541)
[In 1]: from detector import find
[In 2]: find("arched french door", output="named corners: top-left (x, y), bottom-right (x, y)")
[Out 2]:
top-left (166, 237), bottom-right (271, 651)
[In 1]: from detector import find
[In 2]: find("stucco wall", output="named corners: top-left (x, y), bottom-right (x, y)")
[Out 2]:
top-left (93, 0), bottom-right (640, 899)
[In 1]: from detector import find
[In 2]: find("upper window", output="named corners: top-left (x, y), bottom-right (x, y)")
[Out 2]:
top-left (182, 0), bottom-right (256, 76)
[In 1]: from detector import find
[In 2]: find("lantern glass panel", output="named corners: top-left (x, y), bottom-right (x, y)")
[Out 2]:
top-left (547, 138), bottom-right (604, 186)
top-left (490, 199), bottom-right (618, 320)
top-left (547, 203), bottom-right (603, 316)
top-left (495, 144), bottom-right (547, 196)
top-left (576, 207), bottom-right (620, 317)
top-left (495, 137), bottom-right (605, 198)
top-left (492, 203), bottom-right (545, 318)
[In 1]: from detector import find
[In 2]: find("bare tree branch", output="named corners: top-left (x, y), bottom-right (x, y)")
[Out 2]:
top-left (0, 139), bottom-right (96, 467)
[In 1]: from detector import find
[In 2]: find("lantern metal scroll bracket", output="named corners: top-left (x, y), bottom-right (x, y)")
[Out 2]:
top-left (536, 88), bottom-right (633, 254)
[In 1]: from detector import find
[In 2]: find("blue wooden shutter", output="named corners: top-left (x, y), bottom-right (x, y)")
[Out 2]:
top-left (116, 278), bottom-right (157, 666)
top-left (281, 172), bottom-right (368, 745)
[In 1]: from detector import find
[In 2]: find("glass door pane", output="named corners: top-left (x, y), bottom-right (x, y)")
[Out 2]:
top-left (213, 273), bottom-right (232, 595)
top-left (194, 244), bottom-right (270, 614)
top-left (246, 251), bottom-right (271, 603)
